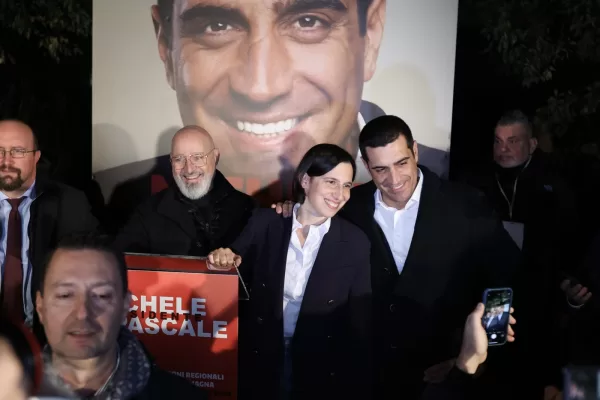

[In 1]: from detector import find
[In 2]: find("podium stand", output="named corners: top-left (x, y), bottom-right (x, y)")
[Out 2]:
top-left (125, 253), bottom-right (243, 400)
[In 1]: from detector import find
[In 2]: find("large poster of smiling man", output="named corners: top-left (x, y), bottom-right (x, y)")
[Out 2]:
top-left (92, 0), bottom-right (458, 218)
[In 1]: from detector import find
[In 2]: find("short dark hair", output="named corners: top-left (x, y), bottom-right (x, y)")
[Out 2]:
top-left (292, 143), bottom-right (356, 203)
top-left (156, 0), bottom-right (375, 42)
top-left (359, 115), bottom-right (414, 162)
top-left (496, 110), bottom-right (533, 138)
top-left (38, 233), bottom-right (128, 296)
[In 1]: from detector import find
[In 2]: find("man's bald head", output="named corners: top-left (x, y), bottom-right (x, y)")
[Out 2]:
top-left (170, 125), bottom-right (219, 200)
top-left (171, 125), bottom-right (214, 151)
top-left (0, 119), bottom-right (41, 196)
top-left (0, 120), bottom-right (38, 150)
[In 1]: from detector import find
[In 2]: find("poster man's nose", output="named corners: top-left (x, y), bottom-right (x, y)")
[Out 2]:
top-left (230, 33), bottom-right (293, 104)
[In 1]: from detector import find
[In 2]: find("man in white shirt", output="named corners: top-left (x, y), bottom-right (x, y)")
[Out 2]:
top-left (340, 115), bottom-right (521, 400)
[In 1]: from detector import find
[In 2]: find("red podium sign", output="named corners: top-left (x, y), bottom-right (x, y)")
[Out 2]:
top-left (125, 254), bottom-right (239, 399)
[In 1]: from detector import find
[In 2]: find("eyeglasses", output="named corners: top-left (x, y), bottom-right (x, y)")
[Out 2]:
top-left (0, 148), bottom-right (37, 159)
top-left (170, 148), bottom-right (215, 169)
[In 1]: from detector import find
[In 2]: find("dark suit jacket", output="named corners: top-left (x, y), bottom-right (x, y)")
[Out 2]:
top-left (464, 150), bottom-right (580, 279)
top-left (25, 179), bottom-right (98, 341)
top-left (113, 170), bottom-right (255, 257)
top-left (420, 367), bottom-right (477, 400)
top-left (230, 209), bottom-right (372, 400)
top-left (339, 166), bottom-right (521, 400)
top-left (28, 179), bottom-right (99, 292)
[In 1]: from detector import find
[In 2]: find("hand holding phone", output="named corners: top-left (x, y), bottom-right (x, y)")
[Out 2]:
top-left (456, 301), bottom-right (516, 374)
top-left (482, 288), bottom-right (513, 346)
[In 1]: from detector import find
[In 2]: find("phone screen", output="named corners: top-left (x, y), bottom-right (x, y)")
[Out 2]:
top-left (482, 288), bottom-right (513, 346)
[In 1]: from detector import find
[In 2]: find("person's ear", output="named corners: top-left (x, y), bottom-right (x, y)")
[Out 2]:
top-left (35, 291), bottom-right (44, 325)
top-left (412, 140), bottom-right (419, 164)
top-left (214, 149), bottom-right (220, 166)
top-left (362, 156), bottom-right (376, 180)
top-left (151, 5), bottom-right (175, 89)
top-left (123, 291), bottom-right (132, 320)
top-left (529, 137), bottom-right (538, 155)
top-left (300, 174), bottom-right (310, 190)
top-left (363, 0), bottom-right (386, 82)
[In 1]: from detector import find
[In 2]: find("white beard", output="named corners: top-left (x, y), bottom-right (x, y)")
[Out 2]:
top-left (174, 171), bottom-right (214, 200)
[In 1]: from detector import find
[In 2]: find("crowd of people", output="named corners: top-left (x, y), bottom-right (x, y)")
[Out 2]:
top-left (0, 111), bottom-right (598, 399)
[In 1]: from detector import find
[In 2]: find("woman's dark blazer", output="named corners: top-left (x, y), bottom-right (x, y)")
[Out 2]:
top-left (231, 208), bottom-right (373, 400)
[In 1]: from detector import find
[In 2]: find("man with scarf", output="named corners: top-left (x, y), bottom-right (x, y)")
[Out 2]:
top-left (465, 110), bottom-right (586, 399)
top-left (113, 125), bottom-right (255, 257)
top-left (34, 233), bottom-right (207, 399)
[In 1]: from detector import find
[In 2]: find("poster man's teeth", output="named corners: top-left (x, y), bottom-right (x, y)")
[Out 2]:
top-left (236, 119), bottom-right (297, 135)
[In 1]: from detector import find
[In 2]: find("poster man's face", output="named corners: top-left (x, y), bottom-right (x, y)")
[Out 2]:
top-left (153, 0), bottom-right (385, 178)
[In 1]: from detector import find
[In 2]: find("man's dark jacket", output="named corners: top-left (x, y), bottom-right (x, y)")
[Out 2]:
top-left (27, 179), bottom-right (99, 290)
top-left (339, 166), bottom-right (520, 400)
top-left (113, 170), bottom-right (255, 257)
top-left (20, 178), bottom-right (99, 342)
top-left (464, 150), bottom-right (580, 276)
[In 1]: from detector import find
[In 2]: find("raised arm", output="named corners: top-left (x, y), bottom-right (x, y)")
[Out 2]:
top-left (421, 304), bottom-right (516, 400)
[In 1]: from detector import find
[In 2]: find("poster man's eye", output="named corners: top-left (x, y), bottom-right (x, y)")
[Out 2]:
top-left (205, 21), bottom-right (232, 33)
top-left (295, 16), bottom-right (328, 29)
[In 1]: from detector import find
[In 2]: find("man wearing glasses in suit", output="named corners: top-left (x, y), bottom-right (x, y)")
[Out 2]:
top-left (0, 119), bottom-right (98, 340)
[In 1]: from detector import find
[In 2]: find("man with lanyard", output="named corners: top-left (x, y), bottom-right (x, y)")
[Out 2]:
top-left (465, 110), bottom-right (588, 399)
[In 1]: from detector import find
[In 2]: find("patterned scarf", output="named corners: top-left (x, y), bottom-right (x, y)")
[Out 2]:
top-left (40, 328), bottom-right (152, 399)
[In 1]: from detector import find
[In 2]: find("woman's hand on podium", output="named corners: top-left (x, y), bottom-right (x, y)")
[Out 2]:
top-left (207, 248), bottom-right (242, 271)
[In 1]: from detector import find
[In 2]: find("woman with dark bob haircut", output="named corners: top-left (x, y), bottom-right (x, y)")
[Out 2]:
top-left (208, 144), bottom-right (372, 400)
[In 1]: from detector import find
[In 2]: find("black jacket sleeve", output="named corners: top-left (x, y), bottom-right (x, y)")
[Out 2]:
top-left (113, 206), bottom-right (152, 254)
top-left (420, 367), bottom-right (476, 400)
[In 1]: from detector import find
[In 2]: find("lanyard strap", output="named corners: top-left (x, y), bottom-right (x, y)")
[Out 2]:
top-left (495, 156), bottom-right (532, 220)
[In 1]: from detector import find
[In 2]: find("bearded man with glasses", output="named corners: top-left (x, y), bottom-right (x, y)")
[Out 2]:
top-left (114, 125), bottom-right (255, 257)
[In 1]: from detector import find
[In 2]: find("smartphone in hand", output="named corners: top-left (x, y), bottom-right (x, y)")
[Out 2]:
top-left (482, 288), bottom-right (513, 346)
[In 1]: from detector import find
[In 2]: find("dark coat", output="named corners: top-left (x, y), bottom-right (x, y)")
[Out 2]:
top-left (464, 150), bottom-right (580, 276)
top-left (339, 166), bottom-right (520, 400)
top-left (420, 367), bottom-right (477, 400)
top-left (28, 179), bottom-right (99, 293)
top-left (25, 179), bottom-right (98, 343)
top-left (230, 209), bottom-right (372, 400)
top-left (113, 170), bottom-right (255, 257)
